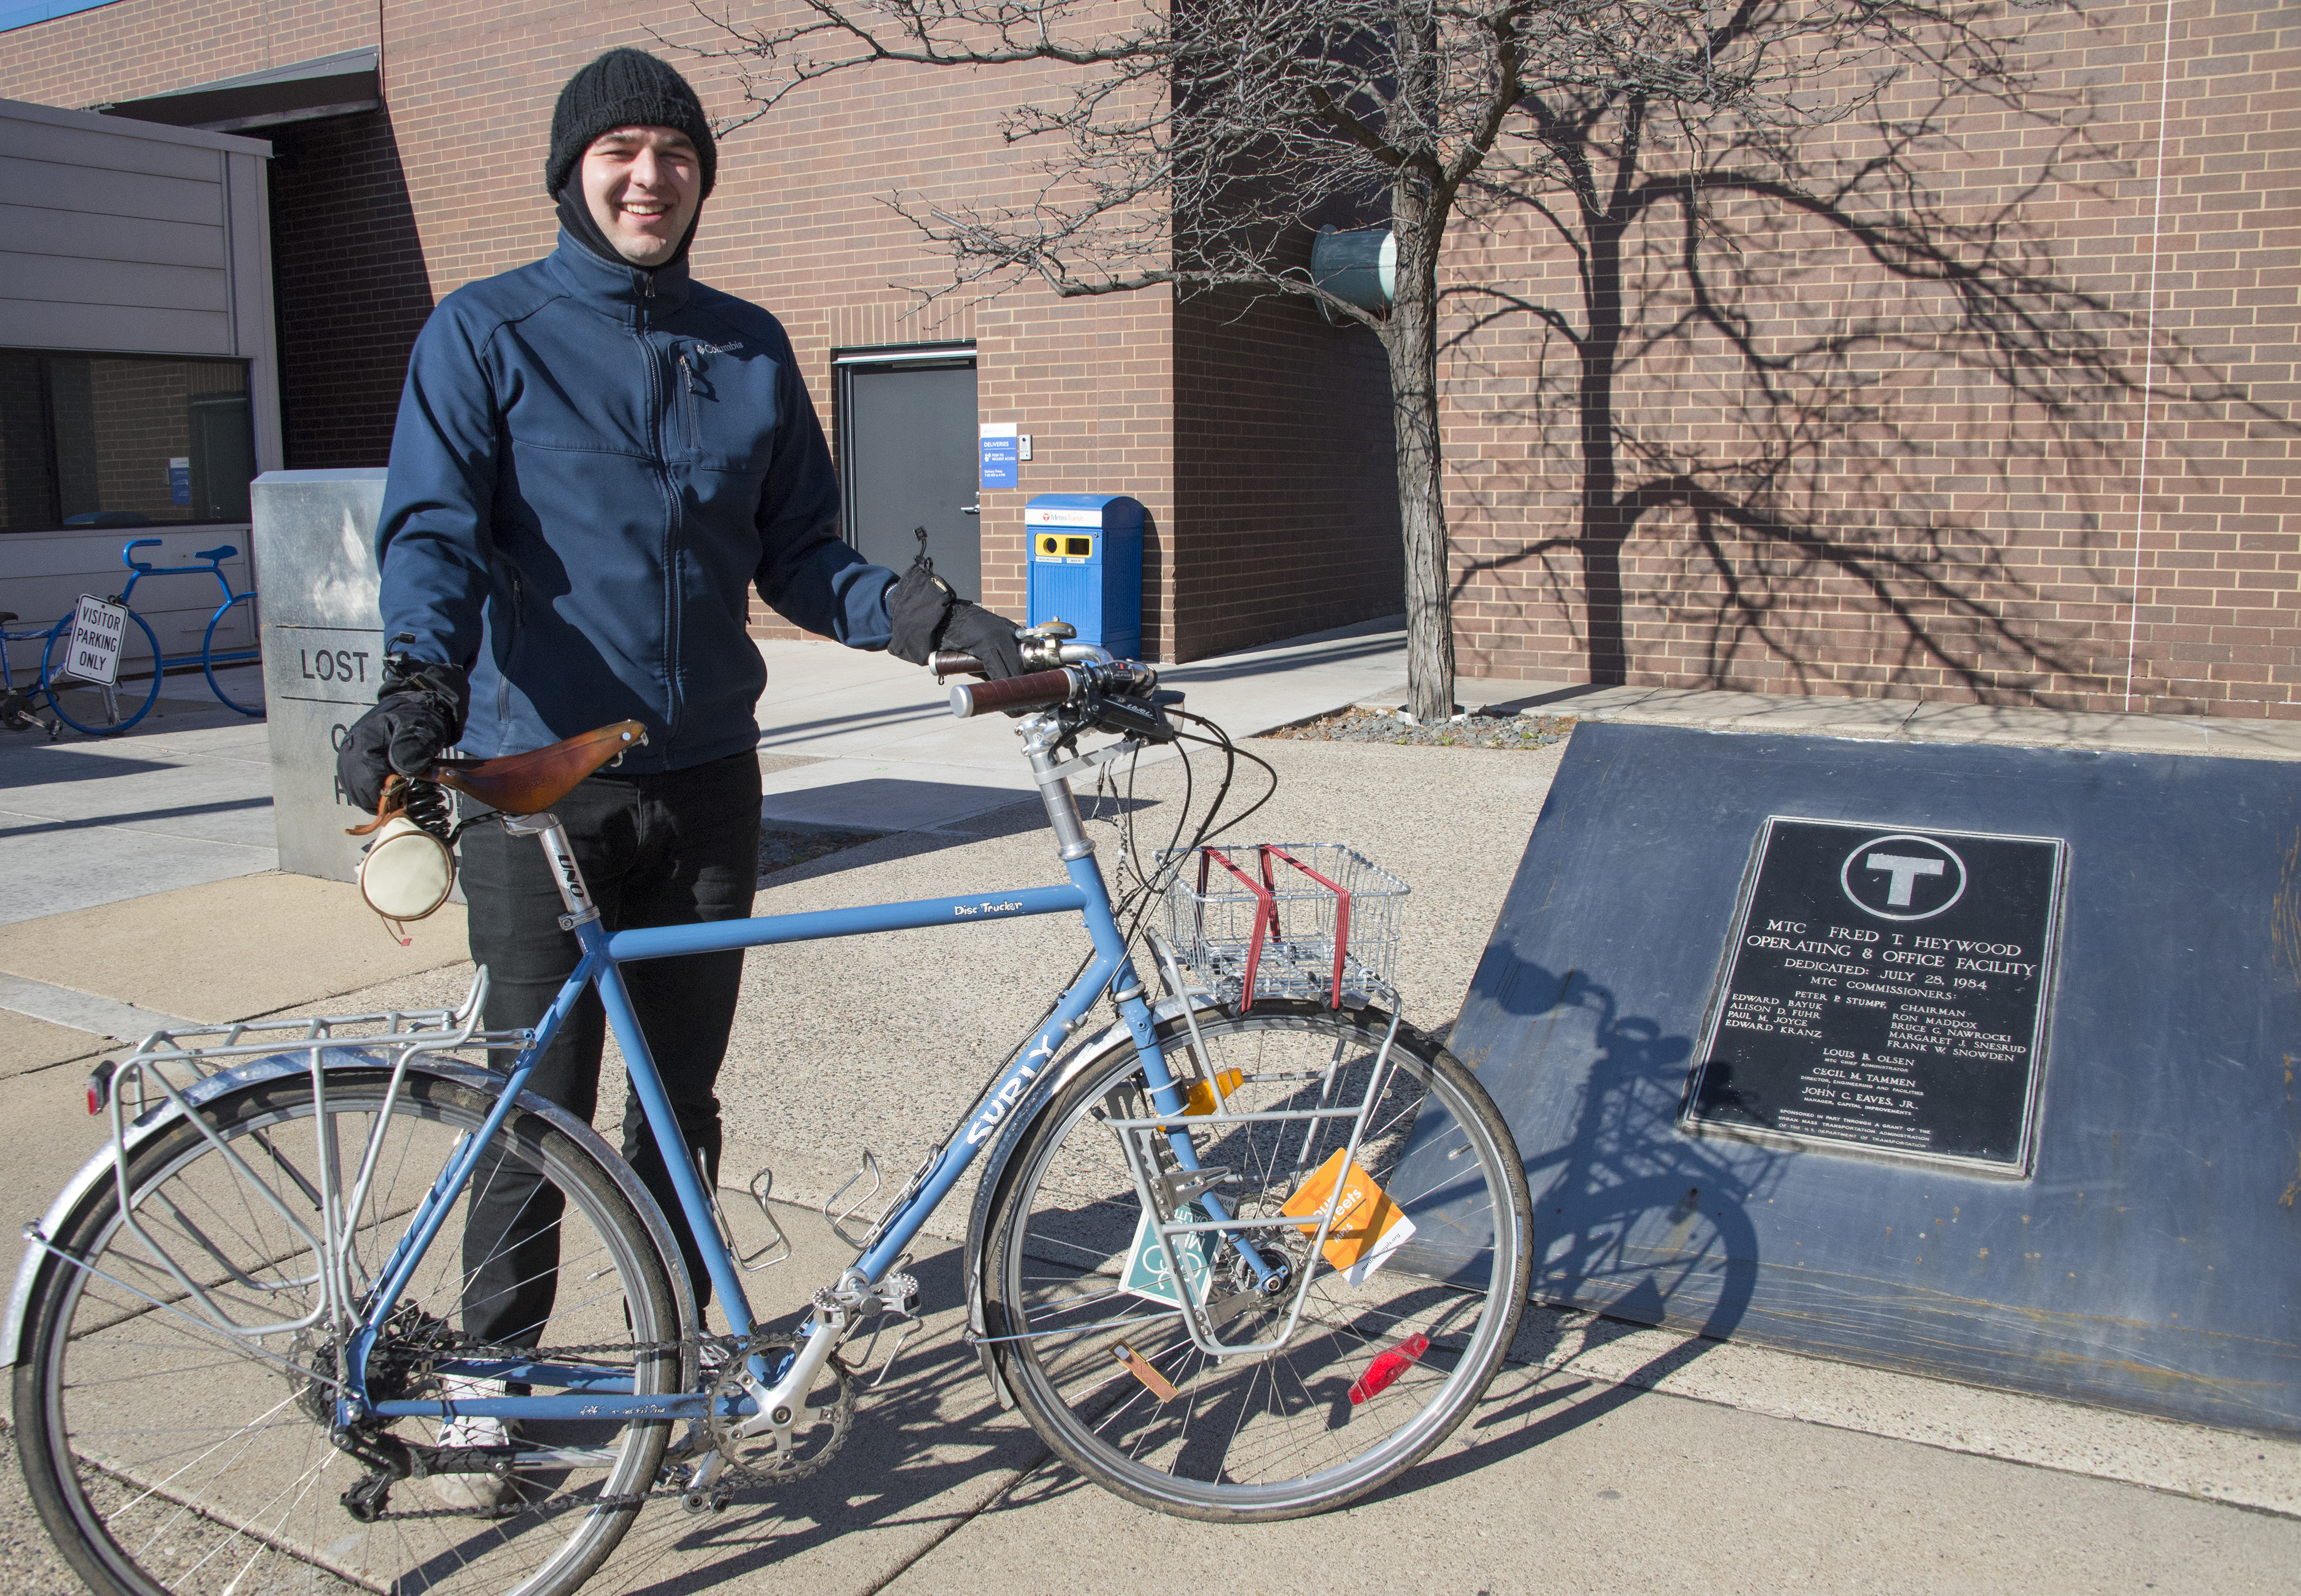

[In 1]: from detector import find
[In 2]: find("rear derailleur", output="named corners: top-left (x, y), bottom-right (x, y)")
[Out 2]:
top-left (331, 1422), bottom-right (520, 1523)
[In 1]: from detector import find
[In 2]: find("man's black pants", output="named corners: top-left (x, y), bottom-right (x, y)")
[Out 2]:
top-left (457, 750), bottom-right (760, 1348)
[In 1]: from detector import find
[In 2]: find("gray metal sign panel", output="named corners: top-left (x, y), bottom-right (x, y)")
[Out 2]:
top-left (1451, 722), bottom-right (2301, 1435)
top-left (251, 469), bottom-right (387, 882)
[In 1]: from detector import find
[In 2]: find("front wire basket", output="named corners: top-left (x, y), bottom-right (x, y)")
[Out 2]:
top-left (1157, 843), bottom-right (1408, 1008)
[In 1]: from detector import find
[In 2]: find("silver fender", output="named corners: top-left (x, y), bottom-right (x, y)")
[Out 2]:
top-left (3, 1049), bottom-right (698, 1371)
top-left (961, 994), bottom-right (1217, 1409)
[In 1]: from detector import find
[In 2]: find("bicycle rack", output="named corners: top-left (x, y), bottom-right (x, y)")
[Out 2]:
top-left (25, 971), bottom-right (529, 1358)
top-left (1116, 946), bottom-right (1416, 1360)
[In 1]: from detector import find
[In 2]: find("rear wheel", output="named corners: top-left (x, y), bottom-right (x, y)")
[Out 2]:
top-left (199, 591), bottom-right (262, 715)
top-left (15, 1070), bottom-right (679, 1596)
top-left (41, 608), bottom-right (160, 736)
top-left (984, 1001), bottom-right (1532, 1520)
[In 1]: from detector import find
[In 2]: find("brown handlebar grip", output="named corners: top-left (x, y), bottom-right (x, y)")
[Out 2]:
top-left (949, 667), bottom-right (1076, 719)
top-left (928, 650), bottom-right (985, 681)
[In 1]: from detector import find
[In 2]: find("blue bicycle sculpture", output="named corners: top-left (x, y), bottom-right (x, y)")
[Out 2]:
top-left (0, 539), bottom-right (259, 738)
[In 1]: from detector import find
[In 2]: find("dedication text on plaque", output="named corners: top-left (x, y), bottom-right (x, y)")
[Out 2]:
top-left (1683, 818), bottom-right (2065, 1173)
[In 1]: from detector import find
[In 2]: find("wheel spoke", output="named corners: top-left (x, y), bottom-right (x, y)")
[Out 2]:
top-left (21, 1071), bottom-right (677, 1596)
top-left (989, 1002), bottom-right (1530, 1520)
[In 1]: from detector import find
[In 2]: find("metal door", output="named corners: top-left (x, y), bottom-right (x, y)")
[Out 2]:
top-left (839, 351), bottom-right (980, 600)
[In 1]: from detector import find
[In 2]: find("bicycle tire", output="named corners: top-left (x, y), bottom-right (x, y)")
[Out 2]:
top-left (199, 590), bottom-right (262, 715)
top-left (40, 608), bottom-right (160, 736)
top-left (15, 1070), bottom-right (679, 1596)
top-left (983, 999), bottom-right (1532, 1521)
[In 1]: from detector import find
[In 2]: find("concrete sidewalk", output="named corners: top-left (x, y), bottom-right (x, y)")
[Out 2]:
top-left (746, 615), bottom-right (1421, 830)
top-left (5, 626), bottom-right (2301, 1591)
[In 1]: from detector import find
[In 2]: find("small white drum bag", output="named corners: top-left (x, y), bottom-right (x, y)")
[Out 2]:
top-left (358, 814), bottom-right (456, 923)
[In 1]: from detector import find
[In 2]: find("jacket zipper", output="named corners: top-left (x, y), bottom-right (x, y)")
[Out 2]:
top-left (678, 353), bottom-right (700, 453)
top-left (638, 307), bottom-right (684, 749)
top-left (499, 570), bottom-right (522, 725)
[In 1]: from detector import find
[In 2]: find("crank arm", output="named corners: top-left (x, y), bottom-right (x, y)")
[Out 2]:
top-left (728, 1318), bottom-right (843, 1457)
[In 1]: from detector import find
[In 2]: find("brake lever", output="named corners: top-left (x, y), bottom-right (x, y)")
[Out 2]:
top-left (1087, 692), bottom-right (1179, 745)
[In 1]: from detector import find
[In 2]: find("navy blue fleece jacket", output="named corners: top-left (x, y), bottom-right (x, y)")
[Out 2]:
top-left (375, 232), bottom-right (894, 772)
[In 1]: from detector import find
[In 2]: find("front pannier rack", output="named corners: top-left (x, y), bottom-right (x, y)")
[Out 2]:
top-left (1157, 843), bottom-right (1407, 1009)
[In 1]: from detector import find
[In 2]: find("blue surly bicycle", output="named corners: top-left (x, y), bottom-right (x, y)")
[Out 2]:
top-left (9, 633), bottom-right (1532, 1596)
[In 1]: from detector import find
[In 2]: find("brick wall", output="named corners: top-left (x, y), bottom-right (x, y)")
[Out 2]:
top-left (1175, 286), bottom-right (1403, 659)
top-left (1439, 0), bottom-right (2301, 717)
top-left (12, 1), bottom-right (2283, 707)
top-left (267, 110), bottom-right (434, 469)
top-left (3, 0), bottom-right (1378, 665)
top-left (85, 357), bottom-right (189, 518)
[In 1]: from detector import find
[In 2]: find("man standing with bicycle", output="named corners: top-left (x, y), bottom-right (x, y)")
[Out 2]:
top-left (336, 47), bottom-right (1020, 1508)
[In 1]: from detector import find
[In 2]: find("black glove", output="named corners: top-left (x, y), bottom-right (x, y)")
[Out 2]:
top-left (937, 601), bottom-right (1027, 680)
top-left (337, 657), bottom-right (469, 813)
top-left (885, 561), bottom-right (957, 666)
top-left (885, 553), bottom-right (1026, 679)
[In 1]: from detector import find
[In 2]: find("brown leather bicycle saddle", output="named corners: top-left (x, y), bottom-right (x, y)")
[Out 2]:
top-left (426, 721), bottom-right (648, 816)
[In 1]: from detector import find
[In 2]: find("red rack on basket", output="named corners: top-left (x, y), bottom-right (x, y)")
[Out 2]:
top-left (1194, 844), bottom-right (1356, 1009)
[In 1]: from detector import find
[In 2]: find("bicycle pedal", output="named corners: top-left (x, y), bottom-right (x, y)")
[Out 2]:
top-left (877, 1272), bottom-right (920, 1316)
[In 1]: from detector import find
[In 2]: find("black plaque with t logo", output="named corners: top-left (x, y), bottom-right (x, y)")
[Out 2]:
top-left (1683, 817), bottom-right (2066, 1174)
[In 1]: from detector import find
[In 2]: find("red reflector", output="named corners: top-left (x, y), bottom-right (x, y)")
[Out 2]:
top-left (86, 1087), bottom-right (101, 1116)
top-left (1348, 1331), bottom-right (1430, 1405)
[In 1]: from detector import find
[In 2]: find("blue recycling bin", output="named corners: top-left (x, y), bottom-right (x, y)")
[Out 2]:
top-left (1025, 493), bottom-right (1144, 660)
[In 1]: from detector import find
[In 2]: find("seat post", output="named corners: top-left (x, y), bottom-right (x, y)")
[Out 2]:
top-left (502, 810), bottom-right (599, 929)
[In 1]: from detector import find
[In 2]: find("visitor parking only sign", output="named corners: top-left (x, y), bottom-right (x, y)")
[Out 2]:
top-left (60, 596), bottom-right (128, 686)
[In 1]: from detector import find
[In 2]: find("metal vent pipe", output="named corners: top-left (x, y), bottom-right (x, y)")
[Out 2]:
top-left (1310, 225), bottom-right (1395, 316)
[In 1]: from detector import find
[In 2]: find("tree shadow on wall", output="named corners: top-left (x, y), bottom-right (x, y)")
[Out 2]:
top-left (1446, 7), bottom-right (2296, 705)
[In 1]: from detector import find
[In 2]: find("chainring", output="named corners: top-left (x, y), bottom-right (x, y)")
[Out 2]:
top-left (707, 1334), bottom-right (854, 1482)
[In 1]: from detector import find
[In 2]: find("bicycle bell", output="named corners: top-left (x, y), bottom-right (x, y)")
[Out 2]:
top-left (1019, 618), bottom-right (1077, 671)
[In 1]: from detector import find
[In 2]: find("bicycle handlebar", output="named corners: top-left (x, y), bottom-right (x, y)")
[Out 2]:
top-left (949, 667), bottom-right (1079, 718)
top-left (946, 658), bottom-right (1169, 722)
top-left (122, 539), bottom-right (240, 576)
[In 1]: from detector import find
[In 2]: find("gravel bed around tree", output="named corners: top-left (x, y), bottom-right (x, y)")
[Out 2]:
top-left (1262, 708), bottom-right (1577, 751)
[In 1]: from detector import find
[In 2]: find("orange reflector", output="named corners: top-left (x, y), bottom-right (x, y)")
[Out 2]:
top-left (1182, 1069), bottom-right (1244, 1116)
top-left (1110, 1340), bottom-right (1179, 1403)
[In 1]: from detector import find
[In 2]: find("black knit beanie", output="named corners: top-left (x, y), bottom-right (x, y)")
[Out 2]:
top-left (544, 48), bottom-right (717, 202)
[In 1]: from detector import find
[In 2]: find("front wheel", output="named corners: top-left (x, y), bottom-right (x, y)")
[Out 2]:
top-left (40, 608), bottom-right (160, 736)
top-left (14, 1070), bottom-right (679, 1596)
top-left (983, 1000), bottom-right (1532, 1520)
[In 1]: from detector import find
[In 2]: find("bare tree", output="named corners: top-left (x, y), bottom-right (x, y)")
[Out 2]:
top-left (697, 0), bottom-right (2241, 713)
top-left (700, 0), bottom-right (1807, 718)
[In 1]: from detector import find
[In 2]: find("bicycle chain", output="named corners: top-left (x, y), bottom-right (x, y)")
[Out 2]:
top-left (344, 1330), bottom-right (745, 1522)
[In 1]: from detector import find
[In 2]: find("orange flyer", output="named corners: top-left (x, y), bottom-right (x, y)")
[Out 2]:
top-left (1279, 1150), bottom-right (1417, 1285)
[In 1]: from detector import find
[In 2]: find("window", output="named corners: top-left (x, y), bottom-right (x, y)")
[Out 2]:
top-left (0, 351), bottom-right (255, 533)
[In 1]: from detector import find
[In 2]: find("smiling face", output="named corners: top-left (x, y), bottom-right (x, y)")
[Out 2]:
top-left (579, 125), bottom-right (703, 267)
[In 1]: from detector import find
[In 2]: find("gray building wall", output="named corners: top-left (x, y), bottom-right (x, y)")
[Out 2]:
top-left (1, 96), bottom-right (279, 675)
